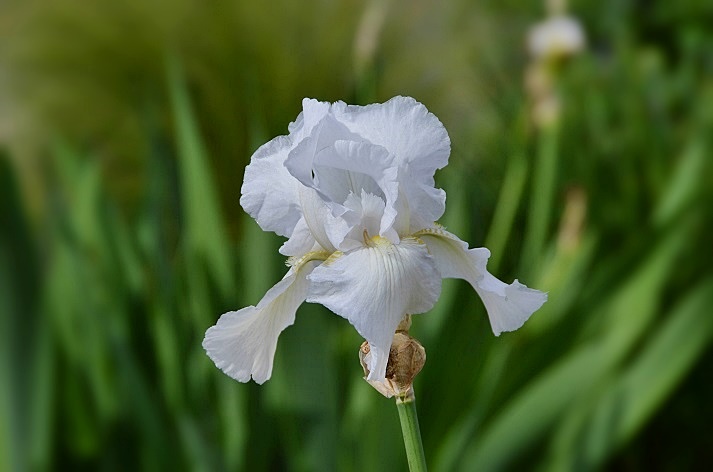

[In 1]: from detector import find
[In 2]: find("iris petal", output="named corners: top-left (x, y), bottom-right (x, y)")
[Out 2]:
top-left (306, 237), bottom-right (441, 380)
top-left (279, 217), bottom-right (320, 257)
top-left (333, 96), bottom-right (451, 226)
top-left (240, 135), bottom-right (303, 238)
top-left (314, 140), bottom-right (402, 241)
top-left (240, 98), bottom-right (333, 239)
top-left (333, 96), bottom-right (451, 180)
top-left (419, 228), bottom-right (547, 335)
top-left (203, 262), bottom-right (318, 384)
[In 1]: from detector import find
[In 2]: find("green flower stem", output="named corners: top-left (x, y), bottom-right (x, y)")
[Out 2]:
top-left (396, 390), bottom-right (427, 472)
top-left (523, 121), bottom-right (560, 276)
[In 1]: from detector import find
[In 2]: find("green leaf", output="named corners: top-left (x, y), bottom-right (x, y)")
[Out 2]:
top-left (167, 55), bottom-right (235, 297)
top-left (548, 277), bottom-right (713, 470)
top-left (458, 225), bottom-right (686, 471)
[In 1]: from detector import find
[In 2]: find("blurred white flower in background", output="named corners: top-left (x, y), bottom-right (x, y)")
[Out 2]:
top-left (525, 4), bottom-right (586, 128)
top-left (527, 15), bottom-right (585, 61)
top-left (203, 96), bottom-right (547, 384)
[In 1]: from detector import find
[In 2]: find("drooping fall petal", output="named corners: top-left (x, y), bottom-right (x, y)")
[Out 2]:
top-left (306, 237), bottom-right (441, 380)
top-left (203, 261), bottom-right (319, 384)
top-left (418, 228), bottom-right (547, 335)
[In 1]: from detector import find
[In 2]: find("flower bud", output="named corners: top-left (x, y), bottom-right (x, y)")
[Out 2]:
top-left (359, 331), bottom-right (426, 399)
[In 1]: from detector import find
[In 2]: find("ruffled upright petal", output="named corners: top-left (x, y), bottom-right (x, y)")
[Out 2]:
top-left (240, 135), bottom-right (303, 238)
top-left (418, 228), bottom-right (547, 335)
top-left (313, 141), bottom-right (395, 203)
top-left (313, 140), bottom-right (403, 241)
top-left (284, 115), bottom-right (362, 188)
top-left (241, 99), bottom-right (334, 239)
top-left (203, 261), bottom-right (318, 384)
top-left (306, 237), bottom-right (441, 380)
top-left (333, 96), bottom-right (451, 180)
top-left (288, 98), bottom-right (332, 137)
top-left (332, 97), bottom-right (450, 227)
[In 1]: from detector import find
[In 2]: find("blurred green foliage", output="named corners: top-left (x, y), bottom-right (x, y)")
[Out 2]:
top-left (1, 0), bottom-right (712, 471)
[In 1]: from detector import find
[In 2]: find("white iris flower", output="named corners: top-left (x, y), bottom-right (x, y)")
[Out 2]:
top-left (203, 96), bottom-right (547, 384)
